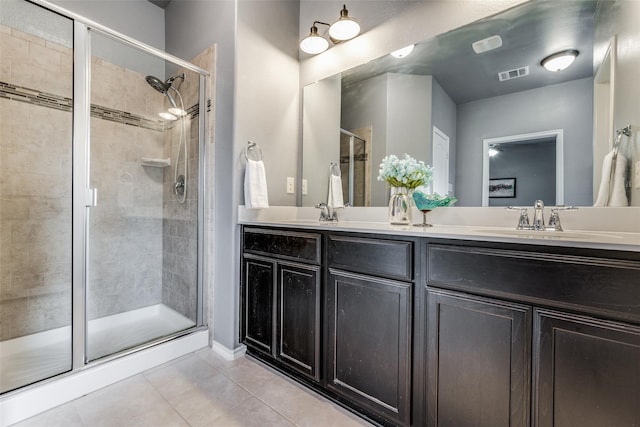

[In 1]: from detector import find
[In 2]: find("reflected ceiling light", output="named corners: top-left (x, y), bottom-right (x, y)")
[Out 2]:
top-left (329, 5), bottom-right (360, 41)
top-left (390, 45), bottom-right (415, 59)
top-left (300, 23), bottom-right (330, 54)
top-left (541, 49), bottom-right (579, 72)
top-left (472, 35), bottom-right (502, 54)
top-left (159, 112), bottom-right (177, 121)
top-left (300, 5), bottom-right (360, 55)
top-left (488, 144), bottom-right (501, 157)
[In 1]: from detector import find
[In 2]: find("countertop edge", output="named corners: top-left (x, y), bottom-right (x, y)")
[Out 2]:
top-left (238, 219), bottom-right (640, 253)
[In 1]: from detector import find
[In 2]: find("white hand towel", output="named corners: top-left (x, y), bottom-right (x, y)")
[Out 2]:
top-left (327, 174), bottom-right (344, 208)
top-left (244, 159), bottom-right (269, 209)
top-left (594, 150), bottom-right (628, 207)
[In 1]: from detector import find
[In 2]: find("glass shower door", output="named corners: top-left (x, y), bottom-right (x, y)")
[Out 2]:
top-left (85, 30), bottom-right (199, 361)
top-left (0, 0), bottom-right (73, 393)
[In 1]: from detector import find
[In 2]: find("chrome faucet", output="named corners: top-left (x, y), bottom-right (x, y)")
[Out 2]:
top-left (508, 200), bottom-right (577, 231)
top-left (532, 200), bottom-right (546, 230)
top-left (315, 202), bottom-right (338, 222)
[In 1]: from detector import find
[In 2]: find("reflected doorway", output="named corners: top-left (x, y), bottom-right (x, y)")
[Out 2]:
top-left (482, 130), bottom-right (564, 206)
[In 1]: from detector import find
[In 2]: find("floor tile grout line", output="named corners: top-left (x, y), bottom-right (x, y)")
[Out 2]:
top-left (139, 368), bottom-right (195, 427)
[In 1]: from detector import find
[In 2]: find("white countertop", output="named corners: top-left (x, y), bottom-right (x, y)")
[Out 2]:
top-left (238, 206), bottom-right (640, 253)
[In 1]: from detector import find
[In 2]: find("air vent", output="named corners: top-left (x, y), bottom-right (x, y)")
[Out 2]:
top-left (498, 66), bottom-right (529, 82)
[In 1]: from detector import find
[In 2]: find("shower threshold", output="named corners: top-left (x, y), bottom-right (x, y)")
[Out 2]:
top-left (0, 304), bottom-right (195, 394)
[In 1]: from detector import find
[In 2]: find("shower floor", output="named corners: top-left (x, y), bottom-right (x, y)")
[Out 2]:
top-left (0, 304), bottom-right (195, 394)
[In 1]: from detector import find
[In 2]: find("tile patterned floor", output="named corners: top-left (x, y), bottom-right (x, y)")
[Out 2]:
top-left (13, 348), bottom-right (374, 427)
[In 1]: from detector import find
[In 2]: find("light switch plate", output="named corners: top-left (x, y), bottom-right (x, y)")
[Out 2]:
top-left (635, 161), bottom-right (640, 189)
top-left (286, 177), bottom-right (295, 194)
top-left (302, 179), bottom-right (308, 195)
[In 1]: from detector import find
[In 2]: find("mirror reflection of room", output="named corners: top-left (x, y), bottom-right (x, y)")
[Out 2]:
top-left (301, 0), bottom-right (638, 208)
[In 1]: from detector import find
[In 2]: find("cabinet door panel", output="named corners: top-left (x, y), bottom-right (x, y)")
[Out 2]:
top-left (277, 262), bottom-right (321, 381)
top-left (243, 256), bottom-right (275, 355)
top-left (427, 289), bottom-right (531, 427)
top-left (534, 310), bottom-right (640, 427)
top-left (327, 270), bottom-right (412, 426)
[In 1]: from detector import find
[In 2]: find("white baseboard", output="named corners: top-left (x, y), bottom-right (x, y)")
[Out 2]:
top-left (211, 340), bottom-right (247, 360)
top-left (0, 330), bottom-right (208, 427)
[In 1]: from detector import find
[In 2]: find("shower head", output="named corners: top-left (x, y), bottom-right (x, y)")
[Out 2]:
top-left (145, 75), bottom-right (171, 94)
top-left (145, 74), bottom-right (186, 110)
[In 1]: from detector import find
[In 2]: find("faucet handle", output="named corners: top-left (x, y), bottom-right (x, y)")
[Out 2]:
top-left (506, 206), bottom-right (531, 230)
top-left (547, 208), bottom-right (562, 231)
top-left (547, 206), bottom-right (577, 231)
top-left (517, 208), bottom-right (530, 230)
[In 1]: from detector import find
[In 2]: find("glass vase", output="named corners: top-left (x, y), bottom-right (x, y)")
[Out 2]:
top-left (388, 187), bottom-right (412, 225)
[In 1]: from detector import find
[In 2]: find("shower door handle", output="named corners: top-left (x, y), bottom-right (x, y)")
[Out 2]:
top-left (86, 188), bottom-right (97, 207)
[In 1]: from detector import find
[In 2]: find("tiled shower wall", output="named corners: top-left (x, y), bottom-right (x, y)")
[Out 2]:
top-left (0, 22), bottom-right (205, 341)
top-left (87, 55), bottom-right (166, 320)
top-left (0, 24), bottom-right (73, 341)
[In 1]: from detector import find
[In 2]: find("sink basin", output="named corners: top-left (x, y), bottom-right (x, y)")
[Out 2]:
top-left (472, 228), bottom-right (624, 240)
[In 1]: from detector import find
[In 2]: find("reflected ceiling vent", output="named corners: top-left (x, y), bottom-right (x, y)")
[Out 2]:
top-left (472, 35), bottom-right (502, 54)
top-left (498, 66), bottom-right (529, 82)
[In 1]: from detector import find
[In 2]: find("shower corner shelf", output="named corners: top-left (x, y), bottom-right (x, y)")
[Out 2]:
top-left (141, 157), bottom-right (171, 168)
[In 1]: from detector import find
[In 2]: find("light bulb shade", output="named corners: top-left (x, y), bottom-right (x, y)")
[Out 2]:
top-left (300, 26), bottom-right (329, 54)
top-left (541, 49), bottom-right (579, 72)
top-left (390, 45), bottom-right (415, 58)
top-left (329, 5), bottom-right (360, 41)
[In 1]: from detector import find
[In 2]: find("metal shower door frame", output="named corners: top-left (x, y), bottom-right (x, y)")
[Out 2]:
top-left (27, 0), bottom-right (209, 371)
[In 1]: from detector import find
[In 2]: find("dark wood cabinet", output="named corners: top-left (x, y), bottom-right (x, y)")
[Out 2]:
top-left (533, 309), bottom-right (640, 427)
top-left (241, 228), bottom-right (321, 382)
top-left (243, 255), bottom-right (275, 355)
top-left (326, 270), bottom-right (412, 426)
top-left (276, 262), bottom-right (321, 380)
top-left (426, 289), bottom-right (532, 427)
top-left (241, 226), bottom-right (640, 427)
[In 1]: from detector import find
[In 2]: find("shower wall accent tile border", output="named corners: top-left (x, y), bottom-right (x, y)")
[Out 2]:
top-left (0, 81), bottom-right (200, 131)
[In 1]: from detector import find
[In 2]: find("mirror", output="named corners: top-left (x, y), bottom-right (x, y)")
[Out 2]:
top-left (302, 0), bottom-right (638, 207)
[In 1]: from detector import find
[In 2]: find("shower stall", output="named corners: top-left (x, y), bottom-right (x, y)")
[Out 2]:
top-left (0, 0), bottom-right (208, 399)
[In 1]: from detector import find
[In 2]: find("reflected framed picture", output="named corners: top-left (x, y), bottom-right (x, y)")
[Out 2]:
top-left (489, 178), bottom-right (516, 198)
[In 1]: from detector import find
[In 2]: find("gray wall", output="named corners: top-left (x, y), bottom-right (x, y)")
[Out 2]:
top-left (456, 77), bottom-right (594, 207)
top-left (165, 0), bottom-right (300, 351)
top-left (431, 78), bottom-right (457, 192)
top-left (341, 73), bottom-right (433, 206)
top-left (302, 75), bottom-right (341, 207)
top-left (341, 73), bottom-right (389, 206)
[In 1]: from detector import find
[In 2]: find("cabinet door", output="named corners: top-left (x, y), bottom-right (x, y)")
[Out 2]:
top-left (534, 309), bottom-right (640, 427)
top-left (276, 262), bottom-right (321, 381)
top-left (326, 270), bottom-right (412, 426)
top-left (243, 255), bottom-right (276, 355)
top-left (426, 289), bottom-right (532, 427)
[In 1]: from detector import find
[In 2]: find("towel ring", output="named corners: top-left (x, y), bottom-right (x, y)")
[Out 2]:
top-left (329, 162), bottom-right (341, 177)
top-left (244, 140), bottom-right (263, 161)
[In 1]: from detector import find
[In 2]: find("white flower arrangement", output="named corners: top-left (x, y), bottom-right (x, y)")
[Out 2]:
top-left (377, 154), bottom-right (433, 189)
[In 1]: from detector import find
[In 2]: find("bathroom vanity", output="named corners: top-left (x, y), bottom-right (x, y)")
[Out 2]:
top-left (239, 217), bottom-right (640, 427)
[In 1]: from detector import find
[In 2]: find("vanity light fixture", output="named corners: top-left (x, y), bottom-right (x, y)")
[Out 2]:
top-left (390, 45), bottom-right (415, 59)
top-left (488, 144), bottom-right (501, 157)
top-left (300, 4), bottom-right (360, 55)
top-left (329, 5), bottom-right (360, 41)
top-left (300, 23), bottom-right (330, 54)
top-left (541, 49), bottom-right (579, 72)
